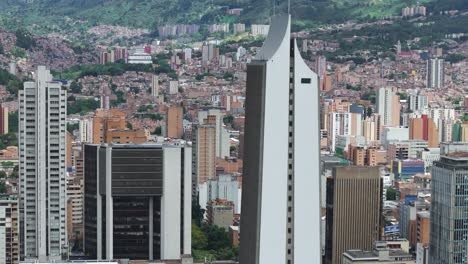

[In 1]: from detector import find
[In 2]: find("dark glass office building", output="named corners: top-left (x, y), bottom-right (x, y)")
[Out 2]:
top-left (84, 144), bottom-right (192, 261)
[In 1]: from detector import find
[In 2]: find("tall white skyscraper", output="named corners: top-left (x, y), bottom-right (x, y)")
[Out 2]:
top-left (426, 58), bottom-right (445, 89)
top-left (240, 15), bottom-right (321, 264)
top-left (19, 66), bottom-right (68, 260)
top-left (376, 87), bottom-right (400, 126)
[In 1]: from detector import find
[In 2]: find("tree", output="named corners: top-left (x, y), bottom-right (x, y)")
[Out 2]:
top-left (223, 115), bottom-right (234, 125)
top-left (8, 112), bottom-right (18, 133)
top-left (153, 126), bottom-right (162, 135)
top-left (0, 182), bottom-right (6, 193)
top-left (386, 187), bottom-right (398, 201)
top-left (126, 122), bottom-right (133, 130)
top-left (0, 42), bottom-right (4, 54)
top-left (366, 106), bottom-right (373, 118)
top-left (0, 171), bottom-right (7, 178)
top-left (70, 81), bottom-right (82, 94)
top-left (192, 223), bottom-right (208, 250)
top-left (15, 29), bottom-right (36, 50)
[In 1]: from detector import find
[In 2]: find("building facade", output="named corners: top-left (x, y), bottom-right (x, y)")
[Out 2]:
top-left (426, 58), bottom-right (444, 89)
top-left (239, 15), bottom-right (321, 264)
top-left (18, 66), bottom-right (68, 260)
top-left (429, 143), bottom-right (468, 264)
top-left (83, 144), bottom-right (191, 261)
top-left (0, 195), bottom-right (19, 264)
top-left (326, 166), bottom-right (382, 264)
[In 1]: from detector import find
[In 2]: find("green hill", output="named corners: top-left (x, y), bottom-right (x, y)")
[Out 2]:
top-left (1, 0), bottom-right (468, 29)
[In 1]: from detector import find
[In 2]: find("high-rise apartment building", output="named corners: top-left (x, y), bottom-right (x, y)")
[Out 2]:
top-left (430, 143), bottom-right (468, 264)
top-left (192, 124), bottom-right (217, 185)
top-left (0, 195), bottom-right (19, 264)
top-left (0, 105), bottom-right (9, 135)
top-left (239, 15), bottom-right (321, 264)
top-left (408, 93), bottom-right (428, 112)
top-left (376, 87), bottom-right (400, 126)
top-left (84, 144), bottom-right (192, 261)
top-left (426, 58), bottom-right (444, 89)
top-left (327, 112), bottom-right (362, 152)
top-left (166, 105), bottom-right (183, 138)
top-left (151, 75), bottom-right (159, 97)
top-left (198, 109), bottom-right (230, 158)
top-left (18, 66), bottom-right (68, 260)
top-left (325, 166), bottom-right (382, 264)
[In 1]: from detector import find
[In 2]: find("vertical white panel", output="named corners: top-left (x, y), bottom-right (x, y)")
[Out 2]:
top-left (293, 41), bottom-right (322, 263)
top-left (257, 15), bottom-right (291, 264)
top-left (161, 147), bottom-right (181, 259)
top-left (105, 147), bottom-right (113, 260)
top-left (184, 147), bottom-right (193, 255)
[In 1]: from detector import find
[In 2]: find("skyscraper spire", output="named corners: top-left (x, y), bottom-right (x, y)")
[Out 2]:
top-left (240, 14), bottom-right (321, 264)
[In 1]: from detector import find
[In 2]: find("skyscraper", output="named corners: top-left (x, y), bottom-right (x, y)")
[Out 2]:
top-left (84, 144), bottom-right (192, 261)
top-left (426, 58), bottom-right (445, 89)
top-left (0, 105), bottom-right (9, 135)
top-left (239, 15), bottom-right (321, 264)
top-left (325, 166), bottom-right (382, 264)
top-left (198, 109), bottom-right (230, 158)
top-left (430, 143), bottom-right (468, 264)
top-left (192, 123), bottom-right (217, 185)
top-left (18, 66), bottom-right (68, 260)
top-left (166, 105), bottom-right (183, 139)
top-left (376, 87), bottom-right (400, 126)
top-left (0, 195), bottom-right (19, 264)
top-left (151, 75), bottom-right (159, 97)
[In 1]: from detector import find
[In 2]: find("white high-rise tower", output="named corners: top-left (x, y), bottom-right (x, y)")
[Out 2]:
top-left (239, 15), bottom-right (321, 264)
top-left (19, 66), bottom-right (68, 260)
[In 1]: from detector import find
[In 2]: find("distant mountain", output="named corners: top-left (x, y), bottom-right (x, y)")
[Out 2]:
top-left (0, 0), bottom-right (467, 29)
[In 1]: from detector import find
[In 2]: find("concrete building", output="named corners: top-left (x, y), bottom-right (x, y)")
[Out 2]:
top-left (327, 112), bottom-right (362, 152)
top-left (417, 148), bottom-right (440, 172)
top-left (66, 177), bottom-right (83, 228)
top-left (387, 140), bottom-right (428, 160)
top-left (79, 119), bottom-right (93, 143)
top-left (18, 66), bottom-right (68, 260)
top-left (92, 109), bottom-right (146, 144)
top-left (84, 144), bottom-right (191, 261)
top-left (429, 143), bottom-right (468, 263)
top-left (326, 166), bottom-right (382, 264)
top-left (204, 174), bottom-right (240, 214)
top-left (376, 88), bottom-right (400, 126)
top-left (166, 106), bottom-right (183, 139)
top-left (127, 47), bottom-right (152, 64)
top-left (198, 109), bottom-right (230, 158)
top-left (206, 199), bottom-right (234, 231)
top-left (169, 81), bottom-right (179, 95)
top-left (239, 15), bottom-right (321, 264)
top-left (408, 94), bottom-right (428, 112)
top-left (409, 115), bottom-right (439, 148)
top-left (151, 75), bottom-right (159, 97)
top-left (0, 195), bottom-right (19, 264)
top-left (382, 127), bottom-right (409, 146)
top-left (0, 105), bottom-right (9, 134)
top-left (251, 24), bottom-right (270, 36)
top-left (192, 124), bottom-right (217, 185)
top-left (426, 58), bottom-right (444, 89)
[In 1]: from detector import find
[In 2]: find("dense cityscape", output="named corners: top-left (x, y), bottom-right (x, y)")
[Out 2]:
top-left (0, 0), bottom-right (468, 264)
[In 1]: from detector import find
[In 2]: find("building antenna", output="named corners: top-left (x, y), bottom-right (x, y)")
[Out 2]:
top-left (288, 0), bottom-right (291, 14)
top-left (273, 0), bottom-right (276, 16)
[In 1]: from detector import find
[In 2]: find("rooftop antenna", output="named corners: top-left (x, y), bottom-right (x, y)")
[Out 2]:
top-left (288, 0), bottom-right (291, 14)
top-left (273, 0), bottom-right (276, 16)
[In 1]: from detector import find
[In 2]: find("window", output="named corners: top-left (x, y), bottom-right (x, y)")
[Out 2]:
top-left (301, 78), bottom-right (311, 84)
